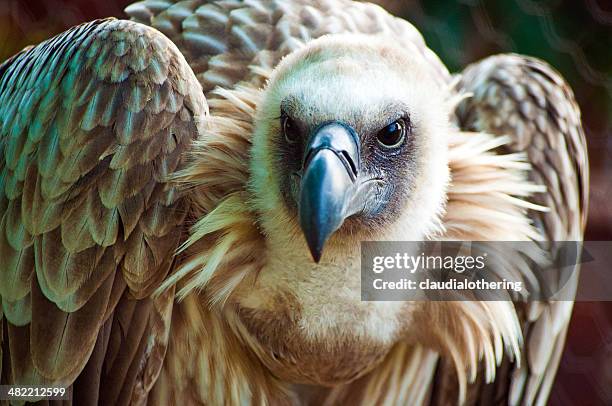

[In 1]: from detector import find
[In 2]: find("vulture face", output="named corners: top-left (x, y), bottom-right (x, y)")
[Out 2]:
top-left (252, 35), bottom-right (451, 259)
top-left (240, 35), bottom-right (452, 384)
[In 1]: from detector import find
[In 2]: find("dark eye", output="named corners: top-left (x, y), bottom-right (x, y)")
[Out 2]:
top-left (377, 119), bottom-right (407, 148)
top-left (281, 114), bottom-right (299, 144)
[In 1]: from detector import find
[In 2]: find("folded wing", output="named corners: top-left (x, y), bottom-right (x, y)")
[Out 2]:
top-left (0, 18), bottom-right (207, 403)
top-left (447, 54), bottom-right (588, 405)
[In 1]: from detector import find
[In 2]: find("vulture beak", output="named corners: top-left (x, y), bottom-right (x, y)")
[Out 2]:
top-left (298, 122), bottom-right (372, 262)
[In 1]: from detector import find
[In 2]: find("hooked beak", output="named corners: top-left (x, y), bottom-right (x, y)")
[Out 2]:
top-left (298, 122), bottom-right (373, 262)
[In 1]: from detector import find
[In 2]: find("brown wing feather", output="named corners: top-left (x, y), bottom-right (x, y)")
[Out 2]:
top-left (0, 17), bottom-right (207, 401)
top-left (451, 54), bottom-right (588, 405)
top-left (125, 0), bottom-right (451, 94)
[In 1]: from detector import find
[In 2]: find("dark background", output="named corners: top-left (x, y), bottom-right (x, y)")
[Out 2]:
top-left (1, 0), bottom-right (610, 404)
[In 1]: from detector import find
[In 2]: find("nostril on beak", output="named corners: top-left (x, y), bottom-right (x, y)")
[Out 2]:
top-left (340, 150), bottom-right (358, 178)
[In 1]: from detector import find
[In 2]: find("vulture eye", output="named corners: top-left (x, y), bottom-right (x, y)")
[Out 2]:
top-left (377, 119), bottom-right (407, 148)
top-left (281, 114), bottom-right (299, 144)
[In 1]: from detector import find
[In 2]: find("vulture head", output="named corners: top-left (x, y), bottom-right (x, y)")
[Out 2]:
top-left (251, 35), bottom-right (450, 260)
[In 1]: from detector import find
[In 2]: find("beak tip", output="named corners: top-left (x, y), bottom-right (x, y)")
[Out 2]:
top-left (303, 229), bottom-right (324, 263)
top-left (309, 246), bottom-right (323, 263)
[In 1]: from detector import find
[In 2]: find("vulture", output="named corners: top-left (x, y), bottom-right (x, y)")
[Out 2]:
top-left (0, 0), bottom-right (588, 405)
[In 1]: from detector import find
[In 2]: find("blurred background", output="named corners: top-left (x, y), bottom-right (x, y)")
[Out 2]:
top-left (0, 0), bottom-right (610, 404)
